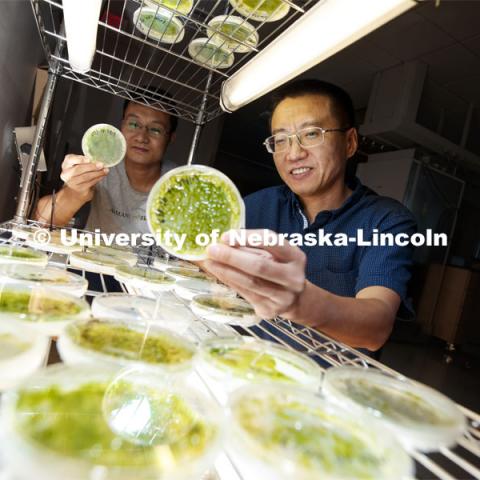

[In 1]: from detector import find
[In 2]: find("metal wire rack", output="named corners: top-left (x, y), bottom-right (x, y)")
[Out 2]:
top-left (0, 219), bottom-right (479, 479)
top-left (32, 0), bottom-right (319, 124)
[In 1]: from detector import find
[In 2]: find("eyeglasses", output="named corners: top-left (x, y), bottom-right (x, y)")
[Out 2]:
top-left (123, 118), bottom-right (170, 138)
top-left (263, 126), bottom-right (351, 154)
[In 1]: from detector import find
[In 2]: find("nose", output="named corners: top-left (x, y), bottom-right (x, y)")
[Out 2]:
top-left (135, 126), bottom-right (149, 144)
top-left (285, 135), bottom-right (307, 161)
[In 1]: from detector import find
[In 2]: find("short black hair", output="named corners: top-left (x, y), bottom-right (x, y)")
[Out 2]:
top-left (270, 79), bottom-right (355, 129)
top-left (123, 85), bottom-right (178, 133)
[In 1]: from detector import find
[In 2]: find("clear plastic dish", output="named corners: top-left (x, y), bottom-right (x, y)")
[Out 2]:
top-left (0, 322), bottom-right (50, 390)
top-left (166, 266), bottom-right (215, 282)
top-left (188, 37), bottom-right (234, 69)
top-left (153, 256), bottom-right (199, 272)
top-left (81, 123), bottom-right (126, 167)
top-left (133, 7), bottom-right (184, 44)
top-left (229, 0), bottom-right (290, 22)
top-left (1, 364), bottom-right (223, 480)
top-left (11, 224), bottom-right (42, 240)
top-left (198, 337), bottom-right (322, 394)
top-left (0, 264), bottom-right (88, 297)
top-left (69, 249), bottom-right (134, 275)
top-left (144, 0), bottom-right (193, 14)
top-left (114, 265), bottom-right (176, 291)
top-left (174, 278), bottom-right (235, 301)
top-left (207, 15), bottom-right (258, 53)
top-left (322, 367), bottom-right (467, 452)
top-left (91, 292), bottom-right (195, 334)
top-left (0, 282), bottom-right (90, 336)
top-left (25, 229), bottom-right (82, 254)
top-left (0, 245), bottom-right (48, 266)
top-left (191, 294), bottom-right (260, 327)
top-left (227, 384), bottom-right (413, 480)
top-left (94, 245), bottom-right (138, 264)
top-left (147, 165), bottom-right (244, 260)
top-left (58, 318), bottom-right (197, 375)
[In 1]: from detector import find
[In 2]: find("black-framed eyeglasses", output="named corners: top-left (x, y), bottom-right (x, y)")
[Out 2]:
top-left (263, 126), bottom-right (351, 154)
top-left (123, 118), bottom-right (170, 138)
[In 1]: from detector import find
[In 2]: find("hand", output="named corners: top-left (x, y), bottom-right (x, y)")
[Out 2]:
top-left (205, 229), bottom-right (306, 319)
top-left (60, 154), bottom-right (108, 201)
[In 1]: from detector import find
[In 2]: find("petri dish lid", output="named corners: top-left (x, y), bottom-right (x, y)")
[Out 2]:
top-left (191, 294), bottom-right (260, 327)
top-left (0, 245), bottom-right (48, 266)
top-left (322, 367), bottom-right (467, 452)
top-left (11, 224), bottom-right (41, 241)
top-left (174, 278), bottom-right (235, 301)
top-left (114, 265), bottom-right (176, 291)
top-left (0, 264), bottom-right (88, 297)
top-left (25, 228), bottom-right (82, 254)
top-left (144, 0), bottom-right (194, 14)
top-left (147, 165), bottom-right (244, 260)
top-left (58, 318), bottom-right (197, 374)
top-left (69, 249), bottom-right (133, 275)
top-left (207, 15), bottom-right (258, 53)
top-left (0, 282), bottom-right (90, 336)
top-left (199, 336), bottom-right (322, 390)
top-left (228, 383), bottom-right (413, 480)
top-left (229, 0), bottom-right (289, 22)
top-left (133, 7), bottom-right (184, 44)
top-left (188, 37), bottom-right (234, 69)
top-left (81, 123), bottom-right (126, 167)
top-left (166, 267), bottom-right (214, 281)
top-left (1, 364), bottom-right (223, 480)
top-left (153, 256), bottom-right (199, 272)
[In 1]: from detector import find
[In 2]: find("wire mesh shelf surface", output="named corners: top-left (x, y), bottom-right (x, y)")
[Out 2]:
top-left (0, 219), bottom-right (479, 480)
top-left (32, 0), bottom-right (319, 124)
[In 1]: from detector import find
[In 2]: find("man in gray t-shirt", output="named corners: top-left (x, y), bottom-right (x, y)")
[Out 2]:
top-left (35, 96), bottom-right (177, 234)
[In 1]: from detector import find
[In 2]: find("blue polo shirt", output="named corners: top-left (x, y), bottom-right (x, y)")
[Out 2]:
top-left (244, 177), bottom-right (416, 317)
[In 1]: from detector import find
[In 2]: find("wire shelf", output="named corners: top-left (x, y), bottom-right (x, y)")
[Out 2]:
top-left (31, 0), bottom-right (319, 124)
top-left (1, 219), bottom-right (479, 480)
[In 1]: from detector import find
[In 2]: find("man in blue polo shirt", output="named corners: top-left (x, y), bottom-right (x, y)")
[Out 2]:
top-left (205, 79), bottom-right (416, 351)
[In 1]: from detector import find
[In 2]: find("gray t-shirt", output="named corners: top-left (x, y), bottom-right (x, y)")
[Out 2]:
top-left (85, 161), bottom-right (176, 235)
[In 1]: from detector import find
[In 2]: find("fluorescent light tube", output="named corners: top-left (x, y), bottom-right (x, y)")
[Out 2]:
top-left (221, 0), bottom-right (416, 112)
top-left (63, 0), bottom-right (103, 73)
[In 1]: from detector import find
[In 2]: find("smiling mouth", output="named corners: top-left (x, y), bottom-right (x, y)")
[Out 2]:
top-left (290, 167), bottom-right (312, 176)
top-left (132, 146), bottom-right (149, 153)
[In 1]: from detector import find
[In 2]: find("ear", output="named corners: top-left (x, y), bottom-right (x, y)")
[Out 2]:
top-left (346, 128), bottom-right (358, 159)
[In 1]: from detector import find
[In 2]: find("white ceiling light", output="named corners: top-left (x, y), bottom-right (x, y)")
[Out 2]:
top-left (220, 0), bottom-right (416, 112)
top-left (63, 0), bottom-right (103, 73)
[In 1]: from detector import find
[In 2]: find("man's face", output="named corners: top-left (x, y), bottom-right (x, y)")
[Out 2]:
top-left (270, 94), bottom-right (357, 199)
top-left (121, 102), bottom-right (174, 167)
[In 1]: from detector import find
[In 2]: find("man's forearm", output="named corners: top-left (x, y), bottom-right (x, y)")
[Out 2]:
top-left (34, 186), bottom-right (90, 226)
top-left (285, 281), bottom-right (395, 351)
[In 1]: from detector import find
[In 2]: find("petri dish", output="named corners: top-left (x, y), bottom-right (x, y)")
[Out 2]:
top-left (1, 364), bottom-right (223, 480)
top-left (153, 256), bottom-right (199, 272)
top-left (0, 282), bottom-right (90, 336)
top-left (191, 294), bottom-right (260, 327)
top-left (188, 37), bottom-right (234, 69)
top-left (0, 245), bottom-right (48, 267)
top-left (227, 384), bottom-right (413, 480)
top-left (69, 249), bottom-right (134, 275)
top-left (133, 7), bottom-right (184, 44)
top-left (322, 367), bottom-right (467, 452)
top-left (174, 278), bottom-right (235, 301)
top-left (147, 165), bottom-right (244, 260)
top-left (198, 336), bottom-right (322, 394)
top-left (144, 0), bottom-right (193, 14)
top-left (0, 264), bottom-right (88, 297)
top-left (58, 318), bottom-right (197, 375)
top-left (166, 267), bottom-right (214, 282)
top-left (207, 15), bottom-right (258, 53)
top-left (229, 0), bottom-right (290, 22)
top-left (114, 265), bottom-right (176, 292)
top-left (25, 228), bottom-right (82, 255)
top-left (0, 322), bottom-right (50, 390)
top-left (81, 123), bottom-right (126, 167)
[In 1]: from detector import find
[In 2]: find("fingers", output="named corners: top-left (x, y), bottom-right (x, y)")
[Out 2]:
top-left (207, 242), bottom-right (305, 291)
top-left (61, 163), bottom-right (108, 185)
top-left (62, 154), bottom-right (96, 169)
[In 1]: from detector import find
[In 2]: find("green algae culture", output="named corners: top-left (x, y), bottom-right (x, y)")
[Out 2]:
top-left (193, 295), bottom-right (254, 316)
top-left (229, 0), bottom-right (289, 22)
top-left (188, 38), bottom-right (234, 69)
top-left (145, 0), bottom-right (193, 14)
top-left (230, 385), bottom-right (412, 479)
top-left (134, 7), bottom-right (184, 44)
top-left (115, 265), bottom-right (175, 285)
top-left (13, 380), bottom-right (217, 472)
top-left (147, 166), bottom-right (244, 260)
top-left (0, 245), bottom-right (47, 265)
top-left (66, 319), bottom-right (195, 367)
top-left (82, 124), bottom-right (126, 167)
top-left (207, 16), bottom-right (258, 52)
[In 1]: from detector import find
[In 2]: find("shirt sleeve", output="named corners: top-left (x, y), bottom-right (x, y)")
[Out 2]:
top-left (355, 213), bottom-right (417, 306)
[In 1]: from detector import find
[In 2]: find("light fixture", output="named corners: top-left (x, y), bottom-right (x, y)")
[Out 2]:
top-left (220, 0), bottom-right (416, 112)
top-left (63, 0), bottom-right (103, 73)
